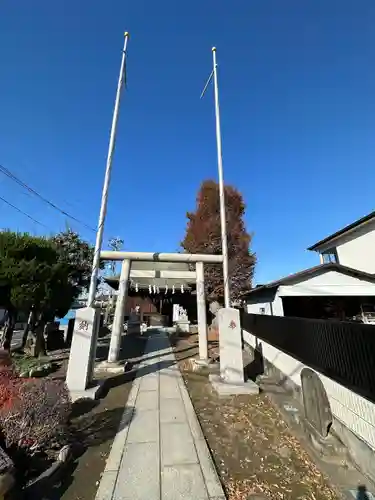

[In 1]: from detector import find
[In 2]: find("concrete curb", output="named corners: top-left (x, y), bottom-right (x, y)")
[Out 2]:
top-left (95, 370), bottom-right (141, 500)
top-left (23, 445), bottom-right (73, 497)
top-left (172, 348), bottom-right (226, 500)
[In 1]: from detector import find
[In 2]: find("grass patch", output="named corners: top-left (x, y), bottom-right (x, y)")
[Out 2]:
top-left (12, 353), bottom-right (45, 375)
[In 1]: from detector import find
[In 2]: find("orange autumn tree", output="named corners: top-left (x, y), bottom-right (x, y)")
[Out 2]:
top-left (181, 180), bottom-right (255, 303)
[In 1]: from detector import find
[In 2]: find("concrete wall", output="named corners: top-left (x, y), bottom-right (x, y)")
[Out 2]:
top-left (246, 290), bottom-right (284, 316)
top-left (246, 300), bottom-right (273, 315)
top-left (243, 328), bottom-right (375, 482)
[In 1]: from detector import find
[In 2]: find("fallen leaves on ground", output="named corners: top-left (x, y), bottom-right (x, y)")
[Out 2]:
top-left (174, 338), bottom-right (343, 500)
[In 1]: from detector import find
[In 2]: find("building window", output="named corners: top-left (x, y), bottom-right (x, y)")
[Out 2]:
top-left (322, 250), bottom-right (338, 264)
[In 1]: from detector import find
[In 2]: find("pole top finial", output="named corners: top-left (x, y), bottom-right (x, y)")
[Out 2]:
top-left (124, 31), bottom-right (130, 38)
top-left (212, 46), bottom-right (216, 52)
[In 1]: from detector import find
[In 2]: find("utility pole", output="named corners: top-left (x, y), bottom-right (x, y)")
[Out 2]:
top-left (201, 47), bottom-right (230, 308)
top-left (104, 237), bottom-right (124, 325)
top-left (87, 32), bottom-right (130, 306)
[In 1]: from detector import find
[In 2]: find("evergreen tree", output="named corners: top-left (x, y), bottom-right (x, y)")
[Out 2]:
top-left (0, 229), bottom-right (96, 354)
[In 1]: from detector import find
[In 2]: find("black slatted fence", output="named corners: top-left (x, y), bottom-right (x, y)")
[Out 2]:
top-left (241, 312), bottom-right (375, 404)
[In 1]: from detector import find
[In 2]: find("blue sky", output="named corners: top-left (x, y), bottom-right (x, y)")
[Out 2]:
top-left (1, 0), bottom-right (375, 284)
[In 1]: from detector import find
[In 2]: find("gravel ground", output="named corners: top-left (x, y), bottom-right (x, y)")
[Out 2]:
top-left (173, 333), bottom-right (343, 500)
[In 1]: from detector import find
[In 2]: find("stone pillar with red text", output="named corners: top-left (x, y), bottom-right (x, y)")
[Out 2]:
top-left (218, 307), bottom-right (245, 384)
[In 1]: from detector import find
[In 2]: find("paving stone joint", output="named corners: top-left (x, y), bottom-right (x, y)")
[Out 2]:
top-left (95, 330), bottom-right (226, 500)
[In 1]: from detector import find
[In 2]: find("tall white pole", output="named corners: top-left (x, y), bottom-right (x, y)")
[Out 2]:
top-left (87, 32), bottom-right (130, 306)
top-left (212, 47), bottom-right (230, 308)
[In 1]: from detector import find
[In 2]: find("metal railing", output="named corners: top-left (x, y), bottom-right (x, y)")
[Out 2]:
top-left (241, 312), bottom-right (375, 403)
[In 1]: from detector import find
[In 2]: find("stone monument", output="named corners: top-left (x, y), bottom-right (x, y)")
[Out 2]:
top-left (176, 306), bottom-right (190, 333)
top-left (209, 307), bottom-right (259, 396)
top-left (172, 303), bottom-right (180, 323)
top-left (66, 307), bottom-right (102, 401)
top-left (127, 306), bottom-right (141, 335)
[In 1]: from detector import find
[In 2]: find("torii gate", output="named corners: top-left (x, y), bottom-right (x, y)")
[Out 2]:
top-left (66, 251), bottom-right (223, 400)
top-left (102, 251), bottom-right (223, 364)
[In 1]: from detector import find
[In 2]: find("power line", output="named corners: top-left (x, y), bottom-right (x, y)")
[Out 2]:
top-left (0, 195), bottom-right (49, 228)
top-left (0, 163), bottom-right (96, 233)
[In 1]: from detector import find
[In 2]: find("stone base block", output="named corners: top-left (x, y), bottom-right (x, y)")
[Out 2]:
top-left (176, 320), bottom-right (190, 333)
top-left (191, 358), bottom-right (220, 374)
top-left (193, 358), bottom-right (212, 367)
top-left (95, 360), bottom-right (130, 374)
top-left (190, 358), bottom-right (212, 373)
top-left (209, 374), bottom-right (259, 396)
top-left (127, 323), bottom-right (141, 335)
top-left (68, 380), bottom-right (106, 403)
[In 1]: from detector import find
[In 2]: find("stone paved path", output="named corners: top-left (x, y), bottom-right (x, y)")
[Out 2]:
top-left (95, 330), bottom-right (225, 500)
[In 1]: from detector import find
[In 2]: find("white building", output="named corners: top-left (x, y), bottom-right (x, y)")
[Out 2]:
top-left (245, 211), bottom-right (375, 320)
top-left (308, 210), bottom-right (375, 274)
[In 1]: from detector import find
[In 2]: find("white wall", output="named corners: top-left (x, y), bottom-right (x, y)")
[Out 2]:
top-left (246, 301), bottom-right (272, 315)
top-left (246, 291), bottom-right (284, 316)
top-left (316, 219), bottom-right (375, 274)
top-left (243, 329), bottom-right (375, 453)
top-left (335, 220), bottom-right (375, 274)
top-left (246, 270), bottom-right (375, 316)
top-left (278, 270), bottom-right (375, 297)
